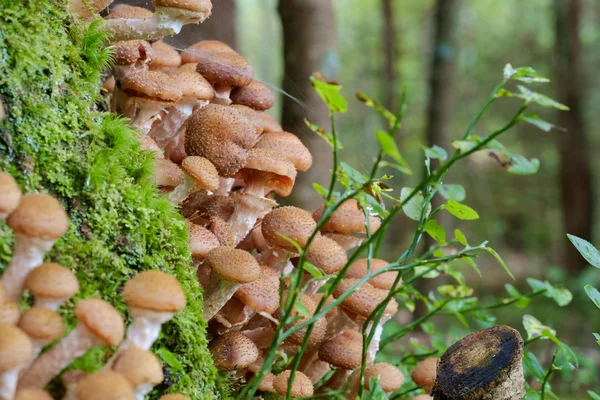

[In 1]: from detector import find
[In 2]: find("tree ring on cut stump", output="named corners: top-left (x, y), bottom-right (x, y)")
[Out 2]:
top-left (432, 325), bottom-right (525, 400)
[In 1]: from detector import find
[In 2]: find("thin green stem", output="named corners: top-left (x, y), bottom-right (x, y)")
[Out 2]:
top-left (540, 351), bottom-right (558, 400)
top-left (326, 113), bottom-right (338, 202)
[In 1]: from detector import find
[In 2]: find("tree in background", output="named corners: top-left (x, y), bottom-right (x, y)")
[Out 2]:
top-left (554, 0), bottom-right (595, 273)
top-left (381, 0), bottom-right (398, 111)
top-left (178, 0), bottom-right (237, 49)
top-left (278, 0), bottom-right (338, 210)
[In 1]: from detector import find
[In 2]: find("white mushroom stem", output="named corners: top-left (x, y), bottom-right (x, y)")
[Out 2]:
top-left (326, 368), bottom-right (353, 391)
top-left (150, 99), bottom-right (208, 147)
top-left (168, 175), bottom-right (211, 204)
top-left (211, 83), bottom-right (233, 105)
top-left (254, 247), bottom-right (291, 271)
top-left (18, 325), bottom-right (100, 390)
top-left (131, 100), bottom-right (168, 135)
top-left (215, 178), bottom-right (235, 196)
top-left (1, 235), bottom-right (56, 302)
top-left (122, 308), bottom-right (175, 351)
top-left (134, 383), bottom-right (155, 400)
top-left (34, 296), bottom-right (69, 312)
top-left (22, 338), bottom-right (54, 373)
top-left (325, 312), bottom-right (357, 341)
top-left (1, 367), bottom-right (23, 400)
top-left (107, 7), bottom-right (210, 42)
top-left (228, 193), bottom-right (276, 247)
top-left (365, 317), bottom-right (390, 364)
top-left (203, 274), bottom-right (243, 321)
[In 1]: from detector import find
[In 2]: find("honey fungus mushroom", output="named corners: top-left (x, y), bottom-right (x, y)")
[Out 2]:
top-left (209, 331), bottom-right (259, 370)
top-left (346, 258), bottom-right (397, 290)
top-left (168, 156), bottom-right (219, 204)
top-left (313, 198), bottom-right (381, 235)
top-left (14, 389), bottom-right (53, 400)
top-left (112, 346), bottom-right (164, 399)
top-left (0, 325), bottom-right (33, 399)
top-left (75, 370), bottom-right (135, 400)
top-left (230, 79), bottom-right (275, 111)
top-left (411, 357), bottom-right (439, 393)
top-left (364, 363), bottom-right (405, 393)
top-left (18, 307), bottom-right (64, 366)
top-left (254, 132), bottom-right (313, 172)
top-left (150, 41), bottom-right (182, 72)
top-left (24, 263), bottom-right (79, 311)
top-left (273, 370), bottom-right (314, 398)
top-left (0, 171), bottom-right (21, 221)
top-left (262, 206), bottom-right (317, 250)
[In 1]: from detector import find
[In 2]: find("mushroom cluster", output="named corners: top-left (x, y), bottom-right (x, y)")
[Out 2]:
top-left (0, 172), bottom-right (191, 400)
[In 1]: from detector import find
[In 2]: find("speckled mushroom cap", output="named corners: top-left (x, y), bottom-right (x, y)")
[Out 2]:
top-left (111, 40), bottom-right (154, 66)
top-left (7, 194), bottom-right (69, 240)
top-left (18, 307), bottom-right (64, 340)
top-left (123, 270), bottom-right (187, 313)
top-left (159, 396), bottom-right (191, 400)
top-left (181, 156), bottom-right (219, 191)
top-left (254, 132), bottom-right (313, 171)
top-left (234, 267), bottom-right (280, 314)
top-left (286, 295), bottom-right (327, 346)
top-left (236, 149), bottom-right (297, 197)
top-left (365, 363), bottom-right (405, 392)
top-left (75, 299), bottom-right (124, 347)
top-left (0, 324), bottom-right (33, 372)
top-left (154, 0), bottom-right (213, 14)
top-left (313, 199), bottom-right (381, 235)
top-left (262, 206), bottom-right (317, 249)
top-left (193, 194), bottom-right (236, 222)
top-left (318, 329), bottom-right (363, 370)
top-left (230, 105), bottom-right (263, 135)
top-left (150, 41), bottom-right (182, 70)
top-left (172, 67), bottom-right (215, 100)
top-left (121, 70), bottom-right (182, 103)
top-left (204, 247), bottom-right (261, 283)
top-left (112, 346), bottom-right (164, 387)
top-left (259, 112), bottom-right (283, 133)
top-left (332, 278), bottom-right (398, 318)
top-left (230, 80), bottom-right (275, 111)
top-left (75, 370), bottom-right (135, 400)
top-left (185, 104), bottom-right (256, 177)
top-left (195, 49), bottom-right (254, 88)
top-left (306, 235), bottom-right (347, 274)
top-left (273, 370), bottom-right (314, 397)
top-left (411, 357), bottom-right (438, 392)
top-left (153, 159), bottom-right (184, 187)
top-left (0, 300), bottom-right (20, 325)
top-left (181, 41), bottom-right (236, 64)
top-left (208, 216), bottom-right (233, 247)
top-left (188, 223), bottom-right (219, 258)
top-left (346, 258), bottom-right (397, 290)
top-left (258, 373), bottom-right (276, 393)
top-left (411, 396), bottom-right (434, 400)
top-left (14, 389), bottom-right (54, 400)
top-left (0, 171), bottom-right (21, 216)
top-left (324, 232), bottom-right (363, 251)
top-left (25, 263), bottom-right (80, 301)
top-left (209, 331), bottom-right (259, 370)
top-left (107, 4), bottom-right (154, 19)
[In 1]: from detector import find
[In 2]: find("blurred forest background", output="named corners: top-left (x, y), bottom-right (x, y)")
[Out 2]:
top-left (125, 0), bottom-right (600, 396)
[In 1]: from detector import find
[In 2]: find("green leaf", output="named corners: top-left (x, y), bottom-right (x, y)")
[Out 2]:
top-left (585, 285), bottom-right (600, 309)
top-left (376, 130), bottom-right (411, 174)
top-left (443, 200), bottom-right (479, 220)
top-left (504, 64), bottom-right (550, 83)
top-left (303, 261), bottom-right (326, 280)
top-left (361, 377), bottom-right (390, 400)
top-left (424, 220), bottom-right (446, 245)
top-left (567, 234), bottom-right (600, 268)
top-left (523, 314), bottom-right (556, 341)
top-left (312, 182), bottom-right (328, 197)
top-left (414, 266), bottom-right (440, 279)
top-left (310, 75), bottom-right (347, 113)
top-left (505, 284), bottom-right (530, 308)
top-left (156, 348), bottom-right (185, 373)
top-left (516, 85), bottom-right (569, 110)
top-left (541, 329), bottom-right (578, 369)
top-left (305, 119), bottom-right (343, 150)
top-left (455, 229), bottom-right (468, 246)
top-left (339, 162), bottom-right (367, 186)
top-left (520, 113), bottom-right (557, 132)
top-left (400, 187), bottom-right (431, 221)
top-left (545, 283), bottom-right (572, 307)
top-left (506, 154), bottom-right (540, 175)
top-left (438, 284), bottom-right (473, 298)
top-left (462, 256), bottom-right (482, 277)
top-left (294, 300), bottom-right (311, 318)
top-left (452, 139), bottom-right (479, 153)
top-left (527, 278), bottom-right (547, 292)
top-left (588, 391), bottom-right (600, 400)
top-left (593, 333), bottom-right (600, 346)
top-left (485, 247), bottom-right (515, 280)
top-left (356, 92), bottom-right (397, 127)
top-left (439, 184), bottom-right (466, 202)
top-left (423, 145), bottom-right (448, 161)
top-left (523, 351), bottom-right (545, 382)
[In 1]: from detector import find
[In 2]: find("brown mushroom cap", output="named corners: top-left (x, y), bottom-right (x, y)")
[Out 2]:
top-left (0, 171), bottom-right (21, 216)
top-left (254, 132), bottom-right (313, 172)
top-left (123, 270), bottom-right (187, 313)
top-left (71, 0), bottom-right (113, 19)
top-left (318, 329), bottom-right (363, 370)
top-left (229, 104), bottom-right (263, 135)
top-left (258, 373), bottom-right (276, 393)
top-left (204, 247), bottom-right (261, 283)
top-left (181, 41), bottom-right (236, 64)
top-left (111, 40), bottom-right (154, 66)
top-left (0, 300), bottom-right (20, 325)
top-left (25, 263), bottom-right (80, 301)
top-left (107, 4), bottom-right (154, 19)
top-left (75, 370), bottom-right (135, 400)
top-left (188, 223), bottom-right (219, 258)
top-left (285, 295), bottom-right (327, 347)
top-left (0, 324), bottom-right (33, 372)
top-left (234, 267), bottom-right (280, 314)
top-left (153, 158), bottom-right (184, 187)
top-left (121, 70), bottom-right (182, 103)
top-left (208, 216), bottom-right (233, 247)
top-left (172, 67), bottom-right (215, 100)
top-left (332, 279), bottom-right (398, 318)
top-left (18, 307), bottom-right (64, 340)
top-left (236, 149), bottom-right (297, 197)
top-left (185, 104), bottom-right (256, 177)
top-left (184, 194), bottom-right (235, 223)
top-left (154, 0), bottom-right (212, 13)
top-left (230, 79), bottom-right (275, 111)
top-left (209, 331), bottom-right (259, 370)
top-left (411, 358), bottom-right (438, 392)
top-left (195, 50), bottom-right (253, 87)
top-left (150, 41), bottom-right (182, 70)
top-left (306, 235), bottom-right (347, 275)
top-left (365, 363), bottom-right (405, 392)
top-left (313, 199), bottom-right (381, 235)
top-left (7, 194), bottom-right (69, 240)
top-left (262, 206), bottom-right (317, 249)
top-left (75, 299), bottom-right (125, 347)
top-left (259, 112), bottom-right (283, 133)
top-left (273, 370), bottom-right (314, 397)
top-left (181, 156), bottom-right (219, 191)
top-left (14, 389), bottom-right (54, 400)
top-left (112, 346), bottom-right (164, 387)
top-left (346, 258), bottom-right (397, 290)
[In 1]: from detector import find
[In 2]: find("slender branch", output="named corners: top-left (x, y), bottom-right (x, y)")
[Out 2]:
top-left (540, 351), bottom-right (558, 400)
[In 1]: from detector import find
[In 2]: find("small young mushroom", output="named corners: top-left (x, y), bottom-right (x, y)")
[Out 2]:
top-left (120, 270), bottom-right (186, 351)
top-left (209, 331), bottom-right (259, 370)
top-left (3, 194), bottom-right (69, 301)
top-left (254, 132), bottom-right (313, 172)
top-left (364, 363), bottom-right (405, 393)
top-left (153, 158), bottom-right (184, 188)
top-left (150, 41), bottom-right (182, 72)
top-left (18, 307), bottom-right (64, 366)
top-left (202, 247), bottom-right (261, 320)
top-left (313, 198), bottom-right (381, 235)
top-left (318, 329), bottom-right (364, 390)
top-left (18, 298), bottom-right (124, 390)
top-left (14, 388), bottom-right (53, 400)
top-left (168, 156), bottom-right (219, 204)
top-left (283, 295), bottom-right (327, 348)
top-left (181, 40), bottom-right (237, 64)
top-left (257, 372), bottom-right (277, 393)
top-left (272, 370), bottom-right (314, 398)
top-left (230, 79), bottom-right (275, 111)
top-left (346, 258), bottom-right (397, 290)
top-left (0, 325), bottom-right (33, 399)
top-left (411, 357), bottom-right (438, 393)
top-left (110, 40), bottom-right (154, 82)
top-left (234, 266), bottom-right (280, 316)
top-left (262, 206), bottom-right (316, 250)
top-left (259, 112), bottom-right (283, 133)
top-left (112, 346), bottom-right (164, 400)
top-left (323, 232), bottom-right (364, 252)
top-left (182, 194), bottom-right (235, 225)
top-left (0, 300), bottom-right (20, 325)
top-left (304, 235), bottom-right (347, 294)
top-left (24, 263), bottom-right (79, 311)
top-left (188, 223), bottom-right (219, 270)
top-left (0, 171), bottom-right (21, 221)
top-left (75, 370), bottom-right (135, 400)
top-left (207, 216), bottom-right (233, 247)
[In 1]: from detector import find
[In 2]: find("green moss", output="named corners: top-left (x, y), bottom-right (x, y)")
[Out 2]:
top-left (0, 1), bottom-right (229, 398)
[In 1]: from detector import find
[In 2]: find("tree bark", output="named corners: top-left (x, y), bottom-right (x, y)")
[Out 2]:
top-left (278, 0), bottom-right (338, 211)
top-left (381, 0), bottom-right (398, 111)
top-left (177, 0), bottom-right (237, 49)
top-left (554, 0), bottom-right (595, 273)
